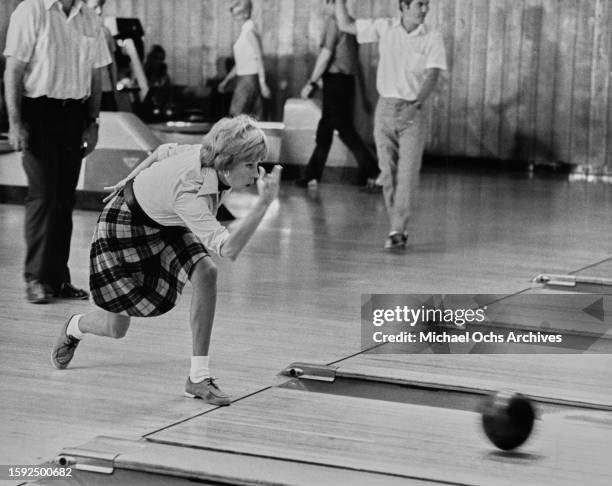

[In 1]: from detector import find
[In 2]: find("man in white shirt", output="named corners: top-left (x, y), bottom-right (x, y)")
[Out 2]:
top-left (3, 0), bottom-right (111, 302)
top-left (336, 0), bottom-right (447, 250)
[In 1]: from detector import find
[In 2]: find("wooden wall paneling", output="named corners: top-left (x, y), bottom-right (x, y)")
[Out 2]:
top-left (448, 0), bottom-right (472, 156)
top-left (481, 0), bottom-right (505, 158)
top-left (350, 0), bottom-right (375, 144)
top-left (160, 0), bottom-right (176, 83)
top-left (307, 0), bottom-right (323, 57)
top-left (425, 0), bottom-right (440, 152)
top-left (432, 0), bottom-right (456, 155)
top-left (291, 0), bottom-right (311, 101)
top-left (465, 0), bottom-right (489, 157)
top-left (516, 0), bottom-right (542, 164)
top-left (570, 0), bottom-right (595, 167)
top-left (261, 0), bottom-right (281, 120)
top-left (553, 0), bottom-right (577, 164)
top-left (587, 0), bottom-right (611, 170)
top-left (144, 0), bottom-right (165, 74)
top-left (172, 0), bottom-right (191, 86)
top-left (498, 0), bottom-right (523, 159)
top-left (276, 0), bottom-right (295, 119)
top-left (201, 0), bottom-right (218, 82)
top-left (533, 0), bottom-right (557, 165)
top-left (608, 1), bottom-right (612, 172)
top-left (186, 0), bottom-right (203, 88)
top-left (215, 0), bottom-right (234, 80)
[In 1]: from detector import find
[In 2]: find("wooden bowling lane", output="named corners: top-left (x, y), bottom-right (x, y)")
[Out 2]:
top-left (575, 259), bottom-right (612, 279)
top-left (146, 387), bottom-right (612, 486)
top-left (326, 354), bottom-right (612, 410)
top-left (52, 436), bottom-right (428, 486)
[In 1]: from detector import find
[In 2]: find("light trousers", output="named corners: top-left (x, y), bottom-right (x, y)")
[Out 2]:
top-left (374, 97), bottom-right (427, 234)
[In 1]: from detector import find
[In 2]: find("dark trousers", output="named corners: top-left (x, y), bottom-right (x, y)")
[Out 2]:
top-left (302, 73), bottom-right (378, 183)
top-left (21, 96), bottom-right (87, 286)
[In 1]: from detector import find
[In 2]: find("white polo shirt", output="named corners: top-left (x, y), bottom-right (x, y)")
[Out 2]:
top-left (3, 0), bottom-right (112, 100)
top-left (132, 143), bottom-right (231, 257)
top-left (355, 18), bottom-right (447, 101)
top-left (233, 19), bottom-right (260, 76)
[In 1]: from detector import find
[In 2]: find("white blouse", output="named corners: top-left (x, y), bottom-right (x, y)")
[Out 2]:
top-left (132, 143), bottom-right (230, 257)
top-left (233, 19), bottom-right (260, 76)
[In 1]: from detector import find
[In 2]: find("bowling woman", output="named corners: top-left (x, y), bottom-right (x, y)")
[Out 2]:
top-left (51, 115), bottom-right (282, 406)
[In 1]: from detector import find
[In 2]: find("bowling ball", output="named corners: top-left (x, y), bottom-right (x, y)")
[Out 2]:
top-left (481, 390), bottom-right (536, 451)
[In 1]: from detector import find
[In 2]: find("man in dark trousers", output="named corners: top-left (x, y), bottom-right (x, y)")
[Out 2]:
top-left (4, 0), bottom-right (111, 303)
top-left (296, 0), bottom-right (379, 191)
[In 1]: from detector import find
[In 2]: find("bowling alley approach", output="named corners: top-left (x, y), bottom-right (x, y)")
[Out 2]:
top-left (1, 1), bottom-right (612, 485)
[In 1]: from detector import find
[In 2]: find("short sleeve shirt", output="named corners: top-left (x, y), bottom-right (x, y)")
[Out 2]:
top-left (355, 18), bottom-right (447, 100)
top-left (3, 0), bottom-right (112, 99)
top-left (132, 144), bottom-right (231, 257)
top-left (321, 16), bottom-right (358, 76)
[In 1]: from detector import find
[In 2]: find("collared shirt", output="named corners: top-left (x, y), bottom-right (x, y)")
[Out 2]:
top-left (355, 18), bottom-right (447, 101)
top-left (3, 0), bottom-right (112, 99)
top-left (233, 19), bottom-right (259, 75)
top-left (321, 16), bottom-right (358, 76)
top-left (132, 143), bottom-right (231, 257)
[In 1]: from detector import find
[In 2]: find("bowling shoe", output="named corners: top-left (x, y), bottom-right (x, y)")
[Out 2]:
top-left (51, 316), bottom-right (81, 369)
top-left (384, 232), bottom-right (408, 251)
top-left (184, 377), bottom-right (231, 406)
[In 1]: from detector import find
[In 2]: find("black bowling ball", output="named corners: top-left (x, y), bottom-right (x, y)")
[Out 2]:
top-left (481, 390), bottom-right (536, 451)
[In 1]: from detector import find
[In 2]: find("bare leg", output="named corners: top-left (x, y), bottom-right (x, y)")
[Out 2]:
top-left (78, 309), bottom-right (131, 339)
top-left (189, 257), bottom-right (217, 355)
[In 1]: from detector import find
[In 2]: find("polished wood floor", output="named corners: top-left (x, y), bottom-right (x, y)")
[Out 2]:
top-left (1, 169), bottom-right (611, 475)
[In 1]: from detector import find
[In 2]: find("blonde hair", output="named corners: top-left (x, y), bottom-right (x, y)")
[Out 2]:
top-left (200, 115), bottom-right (268, 171)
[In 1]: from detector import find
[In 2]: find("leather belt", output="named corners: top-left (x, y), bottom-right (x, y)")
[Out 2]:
top-left (122, 179), bottom-right (165, 229)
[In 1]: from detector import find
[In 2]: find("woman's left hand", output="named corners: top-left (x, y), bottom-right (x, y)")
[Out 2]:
top-left (260, 81), bottom-right (271, 99)
top-left (256, 165), bottom-right (282, 204)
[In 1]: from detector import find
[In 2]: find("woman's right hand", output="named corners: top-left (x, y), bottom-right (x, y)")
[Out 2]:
top-left (256, 165), bottom-right (282, 204)
top-left (218, 80), bottom-right (228, 93)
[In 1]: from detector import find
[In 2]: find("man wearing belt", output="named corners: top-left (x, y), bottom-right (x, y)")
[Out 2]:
top-left (336, 0), bottom-right (447, 250)
top-left (4, 0), bottom-right (112, 302)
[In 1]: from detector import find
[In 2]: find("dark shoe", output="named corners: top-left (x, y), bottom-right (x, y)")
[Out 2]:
top-left (51, 316), bottom-right (81, 369)
top-left (53, 282), bottom-right (89, 300)
top-left (26, 280), bottom-right (50, 304)
top-left (384, 233), bottom-right (408, 251)
top-left (184, 377), bottom-right (231, 406)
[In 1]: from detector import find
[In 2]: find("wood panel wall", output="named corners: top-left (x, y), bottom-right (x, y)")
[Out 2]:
top-left (1, 0), bottom-right (611, 172)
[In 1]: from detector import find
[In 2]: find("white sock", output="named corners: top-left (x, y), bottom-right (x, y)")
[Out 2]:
top-left (67, 314), bottom-right (84, 340)
top-left (190, 356), bottom-right (210, 383)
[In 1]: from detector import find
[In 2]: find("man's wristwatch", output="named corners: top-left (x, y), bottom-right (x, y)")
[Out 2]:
top-left (87, 116), bottom-right (100, 125)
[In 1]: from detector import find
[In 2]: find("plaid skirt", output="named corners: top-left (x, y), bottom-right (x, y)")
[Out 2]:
top-left (89, 193), bottom-right (208, 317)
